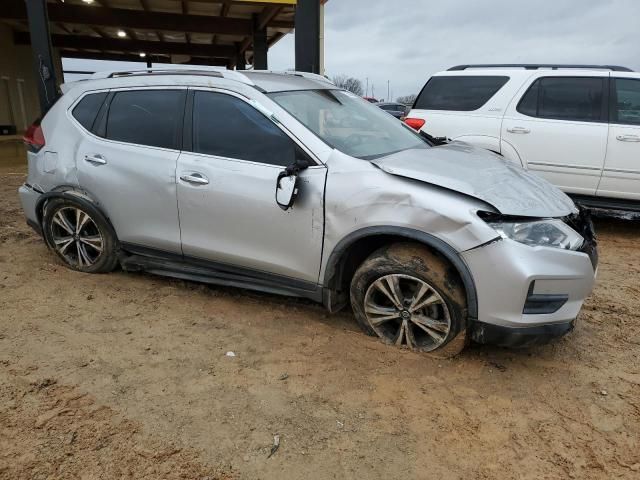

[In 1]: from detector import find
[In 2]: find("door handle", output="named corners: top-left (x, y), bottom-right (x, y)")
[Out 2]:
top-left (616, 134), bottom-right (640, 142)
top-left (180, 173), bottom-right (209, 185)
top-left (84, 154), bottom-right (107, 165)
top-left (507, 127), bottom-right (531, 134)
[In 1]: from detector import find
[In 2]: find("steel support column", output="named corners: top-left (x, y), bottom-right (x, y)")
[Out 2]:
top-left (295, 0), bottom-right (320, 74)
top-left (25, 0), bottom-right (58, 114)
top-left (236, 45), bottom-right (246, 70)
top-left (252, 14), bottom-right (267, 70)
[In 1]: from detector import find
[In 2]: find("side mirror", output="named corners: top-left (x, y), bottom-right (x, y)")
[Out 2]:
top-left (275, 170), bottom-right (299, 211)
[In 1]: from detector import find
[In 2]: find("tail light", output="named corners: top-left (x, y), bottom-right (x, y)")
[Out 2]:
top-left (404, 117), bottom-right (426, 131)
top-left (24, 119), bottom-right (45, 152)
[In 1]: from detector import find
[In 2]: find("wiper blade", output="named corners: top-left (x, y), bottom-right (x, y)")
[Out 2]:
top-left (419, 130), bottom-right (449, 146)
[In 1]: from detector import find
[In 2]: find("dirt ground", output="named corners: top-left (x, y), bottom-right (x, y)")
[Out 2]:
top-left (1, 153), bottom-right (639, 480)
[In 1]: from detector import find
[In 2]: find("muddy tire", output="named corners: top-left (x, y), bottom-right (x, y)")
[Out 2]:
top-left (42, 197), bottom-right (119, 274)
top-left (350, 242), bottom-right (468, 358)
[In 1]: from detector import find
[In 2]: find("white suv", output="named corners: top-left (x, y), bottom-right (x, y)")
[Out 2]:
top-left (406, 64), bottom-right (640, 211)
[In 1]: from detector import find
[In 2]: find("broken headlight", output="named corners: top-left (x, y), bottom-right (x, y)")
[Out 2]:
top-left (487, 219), bottom-right (584, 250)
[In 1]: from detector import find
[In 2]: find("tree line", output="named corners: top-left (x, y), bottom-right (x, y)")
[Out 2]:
top-left (331, 74), bottom-right (417, 105)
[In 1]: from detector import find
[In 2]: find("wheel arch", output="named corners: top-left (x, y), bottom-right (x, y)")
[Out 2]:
top-left (36, 187), bottom-right (118, 248)
top-left (322, 226), bottom-right (478, 320)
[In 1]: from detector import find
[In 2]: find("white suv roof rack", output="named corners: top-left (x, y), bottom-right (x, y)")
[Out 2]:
top-left (88, 68), bottom-right (255, 86)
top-left (245, 70), bottom-right (334, 85)
top-left (448, 64), bottom-right (633, 72)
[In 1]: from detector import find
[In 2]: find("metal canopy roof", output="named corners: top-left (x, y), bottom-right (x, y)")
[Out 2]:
top-left (2, 0), bottom-right (298, 67)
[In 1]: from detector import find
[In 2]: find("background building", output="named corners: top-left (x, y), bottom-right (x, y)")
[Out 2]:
top-left (0, 0), bottom-right (326, 134)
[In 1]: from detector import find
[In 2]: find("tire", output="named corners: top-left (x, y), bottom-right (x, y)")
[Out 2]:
top-left (350, 242), bottom-right (468, 357)
top-left (42, 197), bottom-right (119, 273)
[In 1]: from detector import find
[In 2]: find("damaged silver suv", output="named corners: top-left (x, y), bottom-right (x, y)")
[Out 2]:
top-left (19, 69), bottom-right (598, 356)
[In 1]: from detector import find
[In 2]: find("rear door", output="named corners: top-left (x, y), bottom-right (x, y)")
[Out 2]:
top-left (176, 89), bottom-right (326, 284)
top-left (502, 75), bottom-right (608, 195)
top-left (598, 75), bottom-right (640, 200)
top-left (75, 88), bottom-right (186, 253)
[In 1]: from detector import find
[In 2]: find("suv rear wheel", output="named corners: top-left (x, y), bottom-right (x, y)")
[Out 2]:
top-left (42, 198), bottom-right (119, 273)
top-left (350, 243), bottom-right (468, 357)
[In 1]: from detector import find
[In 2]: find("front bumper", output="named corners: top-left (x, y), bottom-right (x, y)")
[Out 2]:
top-left (461, 237), bottom-right (596, 330)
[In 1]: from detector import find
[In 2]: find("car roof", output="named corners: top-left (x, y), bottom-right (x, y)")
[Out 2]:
top-left (61, 69), bottom-right (336, 96)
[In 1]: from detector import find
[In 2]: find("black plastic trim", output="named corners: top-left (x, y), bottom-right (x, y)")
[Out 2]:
top-left (182, 89), bottom-right (194, 152)
top-left (471, 320), bottom-right (575, 348)
top-left (323, 226), bottom-right (478, 320)
top-left (569, 194), bottom-right (640, 213)
top-left (92, 91), bottom-right (114, 137)
top-left (523, 294), bottom-right (568, 314)
top-left (119, 242), bottom-right (323, 302)
top-left (523, 282), bottom-right (568, 314)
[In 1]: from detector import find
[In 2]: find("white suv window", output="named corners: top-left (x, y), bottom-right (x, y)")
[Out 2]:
top-left (612, 78), bottom-right (640, 125)
top-left (414, 76), bottom-right (509, 111)
top-left (517, 77), bottom-right (606, 123)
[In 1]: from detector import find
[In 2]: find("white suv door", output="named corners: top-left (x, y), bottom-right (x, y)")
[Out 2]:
top-left (501, 74), bottom-right (609, 196)
top-left (598, 75), bottom-right (640, 200)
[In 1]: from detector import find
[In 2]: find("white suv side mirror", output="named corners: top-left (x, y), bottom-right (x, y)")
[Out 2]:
top-left (276, 171), bottom-right (299, 211)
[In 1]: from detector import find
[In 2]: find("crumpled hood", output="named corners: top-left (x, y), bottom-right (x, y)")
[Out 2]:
top-left (371, 142), bottom-right (576, 218)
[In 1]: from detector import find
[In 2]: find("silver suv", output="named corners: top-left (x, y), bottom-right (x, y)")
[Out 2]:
top-left (19, 69), bottom-right (598, 356)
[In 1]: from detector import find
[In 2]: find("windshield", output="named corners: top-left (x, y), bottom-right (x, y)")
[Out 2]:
top-left (268, 89), bottom-right (428, 159)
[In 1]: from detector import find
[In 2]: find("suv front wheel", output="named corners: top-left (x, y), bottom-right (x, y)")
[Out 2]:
top-left (350, 243), bottom-right (468, 357)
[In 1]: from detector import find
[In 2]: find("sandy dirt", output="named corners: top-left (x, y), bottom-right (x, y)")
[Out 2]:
top-left (1, 155), bottom-right (639, 479)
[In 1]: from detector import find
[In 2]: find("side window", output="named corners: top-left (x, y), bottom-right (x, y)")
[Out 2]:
top-left (72, 92), bottom-right (108, 132)
top-left (517, 77), bottom-right (605, 122)
top-left (192, 91), bottom-right (296, 167)
top-left (414, 76), bottom-right (509, 111)
top-left (105, 90), bottom-right (184, 149)
top-left (613, 78), bottom-right (640, 125)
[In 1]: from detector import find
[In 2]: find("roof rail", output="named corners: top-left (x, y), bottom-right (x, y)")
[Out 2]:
top-left (247, 70), bottom-right (335, 85)
top-left (447, 64), bottom-right (634, 72)
top-left (88, 68), bottom-right (255, 86)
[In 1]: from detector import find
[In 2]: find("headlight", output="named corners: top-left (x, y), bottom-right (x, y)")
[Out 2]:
top-left (487, 219), bottom-right (584, 250)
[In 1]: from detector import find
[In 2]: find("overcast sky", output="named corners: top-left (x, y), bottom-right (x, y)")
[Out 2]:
top-left (64, 0), bottom-right (640, 101)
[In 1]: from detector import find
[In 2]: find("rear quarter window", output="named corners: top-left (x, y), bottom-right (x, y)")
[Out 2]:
top-left (414, 76), bottom-right (509, 111)
top-left (72, 92), bottom-right (108, 132)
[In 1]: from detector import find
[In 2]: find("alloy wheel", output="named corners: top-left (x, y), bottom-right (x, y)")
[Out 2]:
top-left (50, 207), bottom-right (104, 268)
top-left (363, 274), bottom-right (451, 351)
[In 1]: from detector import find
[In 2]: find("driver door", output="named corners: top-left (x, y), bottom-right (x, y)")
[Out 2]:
top-left (176, 89), bottom-right (326, 283)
